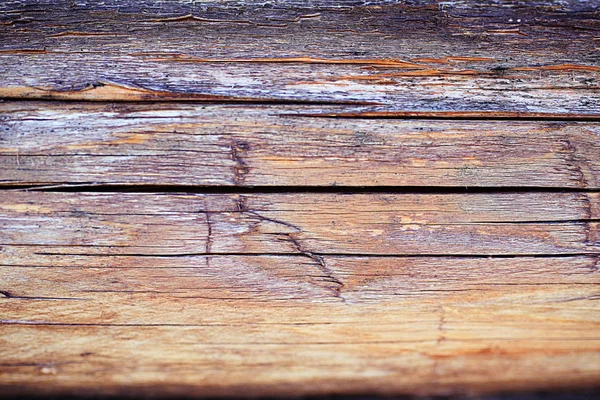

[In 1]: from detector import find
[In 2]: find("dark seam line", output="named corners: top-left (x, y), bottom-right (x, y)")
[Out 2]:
top-left (1, 184), bottom-right (599, 194)
top-left (21, 252), bottom-right (600, 258)
top-left (0, 97), bottom-right (378, 106)
top-left (282, 113), bottom-right (600, 122)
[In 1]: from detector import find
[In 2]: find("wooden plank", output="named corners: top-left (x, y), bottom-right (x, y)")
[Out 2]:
top-left (2, 0), bottom-right (600, 397)
top-left (1, 192), bottom-right (598, 256)
top-left (1, 252), bottom-right (600, 396)
top-left (2, 102), bottom-right (600, 188)
top-left (3, 284), bottom-right (600, 327)
top-left (1, 1), bottom-right (600, 113)
top-left (2, 253), bottom-right (600, 301)
top-left (3, 325), bottom-right (598, 397)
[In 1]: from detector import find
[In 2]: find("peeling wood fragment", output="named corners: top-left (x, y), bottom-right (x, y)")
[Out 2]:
top-left (0, 83), bottom-right (269, 102)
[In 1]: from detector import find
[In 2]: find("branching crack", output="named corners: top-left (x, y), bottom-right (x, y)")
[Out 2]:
top-left (247, 210), bottom-right (345, 302)
top-left (288, 236), bottom-right (346, 303)
top-left (247, 211), bottom-right (302, 231)
top-left (201, 197), bottom-right (213, 268)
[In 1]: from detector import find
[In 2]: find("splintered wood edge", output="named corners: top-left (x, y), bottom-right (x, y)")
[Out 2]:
top-left (0, 84), bottom-right (267, 102)
top-left (4, 85), bottom-right (600, 119)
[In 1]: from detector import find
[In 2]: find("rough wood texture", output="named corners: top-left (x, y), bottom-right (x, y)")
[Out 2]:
top-left (2, 0), bottom-right (600, 398)
top-left (1, 192), bottom-right (599, 256)
top-left (2, 102), bottom-right (600, 188)
top-left (1, 0), bottom-right (600, 114)
top-left (1, 191), bottom-right (600, 396)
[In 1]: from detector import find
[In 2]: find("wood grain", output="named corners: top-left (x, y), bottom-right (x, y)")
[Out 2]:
top-left (2, 191), bottom-right (600, 395)
top-left (2, 0), bottom-right (600, 397)
top-left (1, 1), bottom-right (600, 114)
top-left (2, 250), bottom-right (600, 396)
top-left (2, 324), bottom-right (598, 397)
top-left (2, 252), bottom-right (600, 396)
top-left (2, 102), bottom-right (600, 188)
top-left (1, 192), bottom-right (598, 256)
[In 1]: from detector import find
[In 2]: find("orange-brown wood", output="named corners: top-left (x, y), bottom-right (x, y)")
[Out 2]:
top-left (2, 0), bottom-right (600, 397)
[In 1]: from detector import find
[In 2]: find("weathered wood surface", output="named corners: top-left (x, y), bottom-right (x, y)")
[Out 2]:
top-left (2, 294), bottom-right (600, 397)
top-left (3, 314), bottom-right (599, 397)
top-left (2, 102), bottom-right (600, 188)
top-left (1, 192), bottom-right (599, 255)
top-left (2, 0), bottom-right (600, 398)
top-left (1, 0), bottom-right (600, 114)
top-left (2, 191), bottom-right (600, 396)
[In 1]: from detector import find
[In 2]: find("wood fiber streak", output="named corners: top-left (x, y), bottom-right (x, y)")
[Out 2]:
top-left (0, 1), bottom-right (599, 113)
top-left (2, 102), bottom-right (600, 188)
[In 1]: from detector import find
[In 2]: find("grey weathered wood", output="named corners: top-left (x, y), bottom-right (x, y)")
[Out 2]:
top-left (1, 1), bottom-right (599, 113)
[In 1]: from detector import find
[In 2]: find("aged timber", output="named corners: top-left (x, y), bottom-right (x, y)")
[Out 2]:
top-left (1, 102), bottom-right (600, 188)
top-left (0, 1), bottom-right (600, 114)
top-left (2, 0), bottom-right (600, 398)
